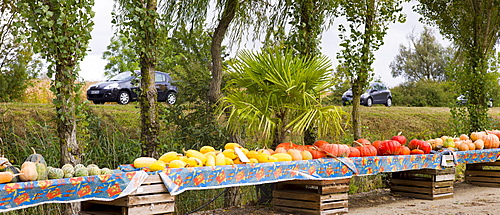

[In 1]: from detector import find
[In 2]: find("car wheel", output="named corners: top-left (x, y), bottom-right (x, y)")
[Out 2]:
top-left (117, 91), bottom-right (130, 105)
top-left (93, 101), bottom-right (105, 105)
top-left (366, 98), bottom-right (373, 107)
top-left (166, 91), bottom-right (177, 105)
top-left (385, 98), bottom-right (392, 107)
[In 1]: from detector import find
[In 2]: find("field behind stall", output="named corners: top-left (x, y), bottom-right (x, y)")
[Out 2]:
top-left (2, 101), bottom-right (500, 214)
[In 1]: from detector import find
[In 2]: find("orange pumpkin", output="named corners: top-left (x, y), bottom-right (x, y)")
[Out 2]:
top-left (482, 133), bottom-right (499, 149)
top-left (348, 147), bottom-right (361, 157)
top-left (274, 147), bottom-right (288, 154)
top-left (474, 139), bottom-right (485, 150)
top-left (287, 149), bottom-right (303, 161)
top-left (399, 146), bottom-right (411, 155)
top-left (313, 140), bottom-right (329, 148)
top-left (19, 162), bottom-right (37, 182)
top-left (458, 143), bottom-right (469, 151)
top-left (306, 146), bottom-right (327, 159)
top-left (459, 134), bottom-right (469, 141)
top-left (470, 132), bottom-right (486, 141)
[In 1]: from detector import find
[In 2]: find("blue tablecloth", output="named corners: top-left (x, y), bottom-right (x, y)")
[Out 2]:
top-left (0, 170), bottom-right (148, 213)
top-left (119, 149), bottom-right (500, 195)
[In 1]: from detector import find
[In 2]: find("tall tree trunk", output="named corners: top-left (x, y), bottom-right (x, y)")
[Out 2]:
top-left (208, 0), bottom-right (238, 104)
top-left (139, 0), bottom-right (159, 157)
top-left (209, 0), bottom-right (240, 207)
top-left (352, 0), bottom-right (374, 140)
top-left (55, 63), bottom-right (81, 214)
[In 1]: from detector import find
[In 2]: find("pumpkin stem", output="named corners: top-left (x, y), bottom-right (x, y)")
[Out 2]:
top-left (353, 141), bottom-right (364, 147)
top-left (31, 147), bottom-right (37, 155)
top-left (397, 131), bottom-right (402, 136)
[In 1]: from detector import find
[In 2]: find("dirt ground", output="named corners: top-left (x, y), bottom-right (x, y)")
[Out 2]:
top-left (192, 182), bottom-right (500, 215)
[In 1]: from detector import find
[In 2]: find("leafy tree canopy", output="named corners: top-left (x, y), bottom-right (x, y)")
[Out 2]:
top-left (390, 27), bottom-right (453, 82)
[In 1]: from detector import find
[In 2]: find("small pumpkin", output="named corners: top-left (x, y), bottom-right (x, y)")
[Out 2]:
top-left (458, 142), bottom-right (469, 151)
top-left (399, 146), bottom-right (410, 155)
top-left (287, 149), bottom-right (303, 161)
top-left (474, 139), bottom-right (485, 150)
top-left (19, 161), bottom-right (38, 182)
top-left (410, 149), bottom-right (424, 155)
top-left (459, 134), bottom-right (469, 141)
top-left (274, 147), bottom-right (288, 154)
top-left (306, 146), bottom-right (327, 159)
top-left (25, 147), bottom-right (47, 166)
top-left (348, 147), bottom-right (361, 157)
top-left (300, 150), bottom-right (313, 160)
top-left (408, 139), bottom-right (432, 154)
top-left (355, 144), bottom-right (378, 157)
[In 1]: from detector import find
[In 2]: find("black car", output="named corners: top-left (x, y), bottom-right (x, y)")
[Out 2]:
top-left (87, 71), bottom-right (178, 105)
top-left (456, 94), bottom-right (493, 108)
top-left (341, 82), bottom-right (392, 107)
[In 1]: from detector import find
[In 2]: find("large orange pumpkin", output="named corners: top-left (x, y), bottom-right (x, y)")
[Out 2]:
top-left (482, 133), bottom-right (499, 149)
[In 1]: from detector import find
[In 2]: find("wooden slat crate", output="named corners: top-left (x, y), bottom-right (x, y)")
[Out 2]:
top-left (80, 174), bottom-right (174, 215)
top-left (390, 168), bottom-right (455, 200)
top-left (273, 178), bottom-right (350, 215)
top-left (465, 161), bottom-right (500, 187)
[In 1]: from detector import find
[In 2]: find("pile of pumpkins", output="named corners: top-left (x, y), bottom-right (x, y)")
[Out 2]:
top-left (133, 130), bottom-right (500, 171)
top-left (133, 142), bottom-right (320, 171)
top-left (428, 130), bottom-right (500, 151)
top-left (0, 148), bottom-right (113, 184)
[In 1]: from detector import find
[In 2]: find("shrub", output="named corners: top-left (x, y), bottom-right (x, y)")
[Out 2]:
top-left (390, 80), bottom-right (455, 107)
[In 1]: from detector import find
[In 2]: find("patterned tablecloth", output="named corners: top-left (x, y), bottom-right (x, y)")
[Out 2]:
top-left (120, 149), bottom-right (500, 196)
top-left (0, 170), bottom-right (148, 213)
top-left (1, 149), bottom-right (499, 212)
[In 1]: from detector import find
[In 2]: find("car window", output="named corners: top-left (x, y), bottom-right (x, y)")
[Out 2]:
top-left (109, 71), bottom-right (134, 81)
top-left (155, 73), bottom-right (165, 83)
top-left (379, 84), bottom-right (387, 90)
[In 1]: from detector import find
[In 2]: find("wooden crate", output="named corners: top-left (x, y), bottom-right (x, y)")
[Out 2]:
top-left (465, 161), bottom-right (500, 187)
top-left (273, 178), bottom-right (350, 215)
top-left (390, 168), bottom-right (455, 200)
top-left (80, 174), bottom-right (174, 215)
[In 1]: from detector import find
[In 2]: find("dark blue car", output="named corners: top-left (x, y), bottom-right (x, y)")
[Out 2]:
top-left (341, 82), bottom-right (392, 107)
top-left (87, 71), bottom-right (178, 105)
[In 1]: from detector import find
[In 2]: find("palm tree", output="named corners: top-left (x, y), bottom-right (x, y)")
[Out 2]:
top-left (218, 47), bottom-right (347, 149)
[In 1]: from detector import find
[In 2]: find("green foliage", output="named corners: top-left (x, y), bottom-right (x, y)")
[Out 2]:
top-left (337, 0), bottom-right (406, 139)
top-left (219, 47), bottom-right (347, 148)
top-left (18, 0), bottom-right (95, 167)
top-left (102, 34), bottom-right (140, 78)
top-left (417, 0), bottom-right (500, 133)
top-left (156, 26), bottom-right (229, 153)
top-left (390, 27), bottom-right (453, 82)
top-left (0, 1), bottom-right (41, 102)
top-left (283, 0), bottom-right (338, 56)
top-left (390, 80), bottom-right (455, 107)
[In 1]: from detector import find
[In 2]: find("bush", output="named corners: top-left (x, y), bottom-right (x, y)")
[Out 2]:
top-left (390, 80), bottom-right (455, 107)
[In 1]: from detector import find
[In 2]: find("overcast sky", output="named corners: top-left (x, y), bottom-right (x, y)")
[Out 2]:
top-left (79, 0), bottom-right (450, 88)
